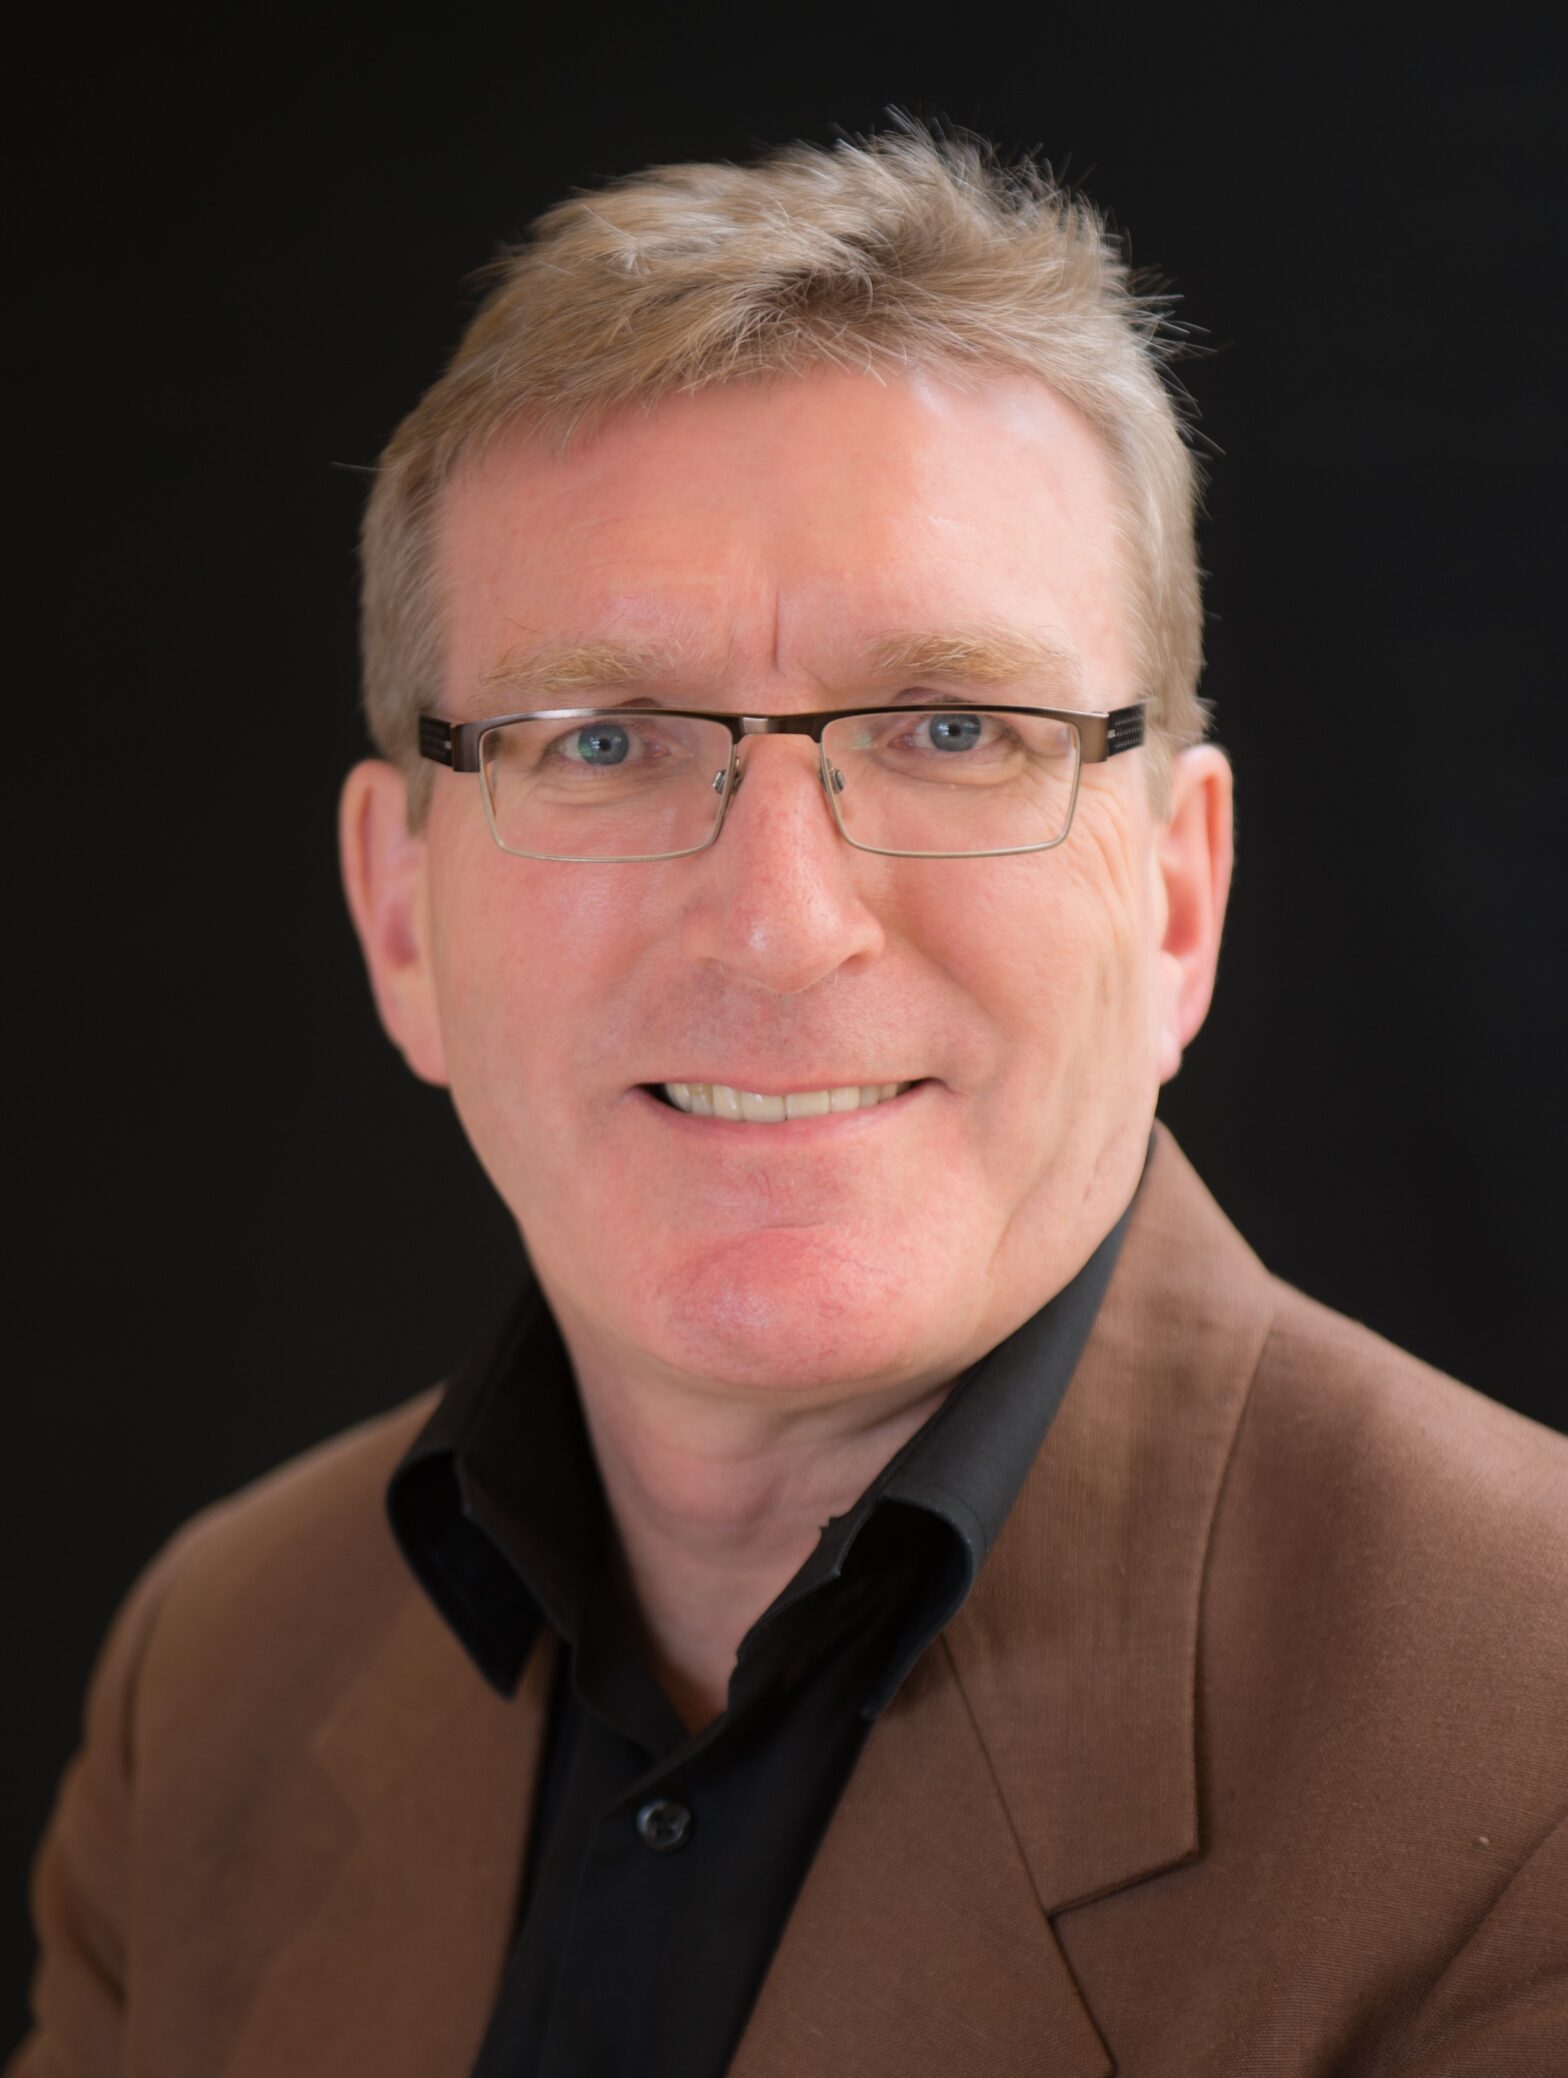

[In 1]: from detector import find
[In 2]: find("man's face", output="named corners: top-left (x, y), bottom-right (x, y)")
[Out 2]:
top-left (407, 366), bottom-right (1198, 1405)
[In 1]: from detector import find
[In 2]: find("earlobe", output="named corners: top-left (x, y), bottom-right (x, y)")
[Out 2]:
top-left (338, 760), bottom-right (449, 1087)
top-left (1154, 745), bottom-right (1235, 1085)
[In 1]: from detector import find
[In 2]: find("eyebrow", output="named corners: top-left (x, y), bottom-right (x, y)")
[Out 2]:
top-left (478, 625), bottom-right (1086, 705)
top-left (859, 627), bottom-right (1085, 698)
top-left (480, 639), bottom-right (684, 698)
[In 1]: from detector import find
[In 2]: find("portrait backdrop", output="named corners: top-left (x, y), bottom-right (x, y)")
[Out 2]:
top-left (10, 7), bottom-right (1564, 2042)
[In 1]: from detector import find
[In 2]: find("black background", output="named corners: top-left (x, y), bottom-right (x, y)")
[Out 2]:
top-left (10, 8), bottom-right (1565, 2038)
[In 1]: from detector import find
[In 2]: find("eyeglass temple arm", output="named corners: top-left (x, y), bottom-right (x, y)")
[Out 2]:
top-left (416, 704), bottom-right (1146, 772)
top-left (419, 716), bottom-right (461, 768)
top-left (1098, 705), bottom-right (1145, 759)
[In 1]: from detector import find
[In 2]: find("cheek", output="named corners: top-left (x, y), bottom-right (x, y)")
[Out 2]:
top-left (904, 804), bottom-right (1153, 1079)
top-left (1078, 812), bottom-right (1157, 1024)
top-left (426, 846), bottom-right (645, 1130)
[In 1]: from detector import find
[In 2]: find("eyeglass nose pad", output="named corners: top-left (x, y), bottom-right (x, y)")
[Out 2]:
top-left (826, 764), bottom-right (846, 794)
top-left (716, 757), bottom-right (746, 797)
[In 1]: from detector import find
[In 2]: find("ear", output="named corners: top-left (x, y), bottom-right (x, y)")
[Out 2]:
top-left (1153, 745), bottom-right (1234, 1085)
top-left (338, 759), bottom-right (449, 1086)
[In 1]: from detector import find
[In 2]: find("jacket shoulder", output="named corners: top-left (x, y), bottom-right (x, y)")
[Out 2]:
top-left (1211, 1277), bottom-right (1568, 1815)
top-left (154, 1388), bottom-right (440, 1609)
top-left (124, 1390), bottom-right (445, 1755)
top-left (10, 1392), bottom-right (447, 2077)
top-left (1252, 1275), bottom-right (1568, 1544)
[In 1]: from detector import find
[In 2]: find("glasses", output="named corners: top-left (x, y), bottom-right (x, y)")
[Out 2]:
top-left (417, 701), bottom-right (1146, 863)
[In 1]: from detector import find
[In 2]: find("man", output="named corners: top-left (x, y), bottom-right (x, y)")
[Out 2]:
top-left (12, 127), bottom-right (1566, 2077)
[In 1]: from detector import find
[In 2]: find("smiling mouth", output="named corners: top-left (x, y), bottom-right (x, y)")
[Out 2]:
top-left (647, 1080), bottom-right (919, 1122)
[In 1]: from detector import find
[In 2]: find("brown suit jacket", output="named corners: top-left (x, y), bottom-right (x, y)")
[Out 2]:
top-left (11, 1128), bottom-right (1567, 2075)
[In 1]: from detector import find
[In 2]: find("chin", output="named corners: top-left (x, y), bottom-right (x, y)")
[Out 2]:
top-left (615, 1226), bottom-right (968, 1400)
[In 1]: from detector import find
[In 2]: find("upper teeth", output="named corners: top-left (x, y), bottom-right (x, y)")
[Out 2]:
top-left (663, 1081), bottom-right (911, 1121)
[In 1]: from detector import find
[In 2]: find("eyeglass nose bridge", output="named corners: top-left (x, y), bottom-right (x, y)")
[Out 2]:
top-left (711, 720), bottom-right (842, 816)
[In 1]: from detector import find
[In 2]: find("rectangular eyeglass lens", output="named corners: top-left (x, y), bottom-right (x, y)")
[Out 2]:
top-left (822, 710), bottom-right (1080, 853)
top-left (480, 713), bottom-right (733, 860)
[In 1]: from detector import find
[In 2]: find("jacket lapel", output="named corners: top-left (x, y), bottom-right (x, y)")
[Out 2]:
top-left (729, 1636), bottom-right (1113, 2078)
top-left (730, 1125), bottom-right (1275, 2070)
top-left (219, 1601), bottom-right (555, 2078)
top-left (944, 1123), bottom-right (1276, 1918)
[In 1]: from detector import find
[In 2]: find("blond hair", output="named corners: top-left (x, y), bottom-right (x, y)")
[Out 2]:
top-left (360, 123), bottom-right (1209, 822)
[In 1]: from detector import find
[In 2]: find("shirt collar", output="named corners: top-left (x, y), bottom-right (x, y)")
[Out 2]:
top-left (386, 1281), bottom-right (591, 1693)
top-left (387, 1142), bottom-right (1147, 1704)
top-left (755, 1178), bottom-right (1136, 1717)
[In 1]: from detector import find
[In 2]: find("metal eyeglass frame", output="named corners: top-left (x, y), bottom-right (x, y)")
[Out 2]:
top-left (416, 701), bottom-right (1147, 861)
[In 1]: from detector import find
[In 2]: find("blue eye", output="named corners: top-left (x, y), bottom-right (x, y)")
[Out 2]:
top-left (924, 713), bottom-right (984, 752)
top-left (572, 722), bottom-right (632, 765)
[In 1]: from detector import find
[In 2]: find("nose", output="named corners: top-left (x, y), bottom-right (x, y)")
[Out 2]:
top-left (677, 738), bottom-right (886, 995)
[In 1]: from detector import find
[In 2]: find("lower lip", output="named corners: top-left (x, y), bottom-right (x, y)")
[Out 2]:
top-left (628, 1081), bottom-right (934, 1140)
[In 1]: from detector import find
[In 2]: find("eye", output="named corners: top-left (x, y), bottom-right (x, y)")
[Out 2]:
top-left (561, 720), bottom-right (635, 766)
top-left (920, 712), bottom-right (986, 753)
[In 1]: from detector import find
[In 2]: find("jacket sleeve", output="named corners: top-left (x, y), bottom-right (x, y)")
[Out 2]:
top-left (1380, 1812), bottom-right (1568, 2077)
top-left (6, 1521), bottom-right (210, 2078)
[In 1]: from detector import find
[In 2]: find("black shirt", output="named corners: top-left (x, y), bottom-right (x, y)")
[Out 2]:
top-left (386, 1183), bottom-right (1136, 2078)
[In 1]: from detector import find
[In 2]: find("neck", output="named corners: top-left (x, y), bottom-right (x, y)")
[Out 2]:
top-left (558, 1329), bottom-right (953, 1733)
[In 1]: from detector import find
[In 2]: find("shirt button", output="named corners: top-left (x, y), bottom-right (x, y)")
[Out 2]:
top-left (636, 1798), bottom-right (693, 1853)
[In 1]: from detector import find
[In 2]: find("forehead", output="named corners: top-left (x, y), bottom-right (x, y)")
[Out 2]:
top-left (434, 364), bottom-right (1137, 700)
